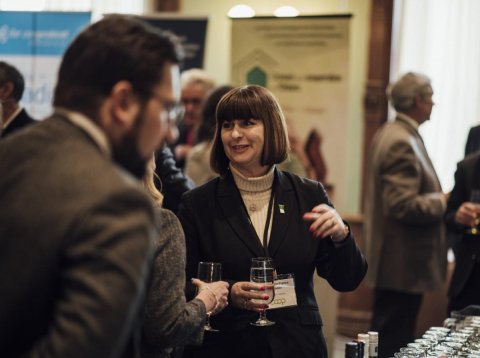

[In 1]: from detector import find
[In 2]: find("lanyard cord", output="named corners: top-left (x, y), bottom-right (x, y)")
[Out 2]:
top-left (261, 185), bottom-right (275, 257)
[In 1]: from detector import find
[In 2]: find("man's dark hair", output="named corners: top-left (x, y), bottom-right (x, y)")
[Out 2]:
top-left (53, 15), bottom-right (183, 121)
top-left (0, 61), bottom-right (25, 102)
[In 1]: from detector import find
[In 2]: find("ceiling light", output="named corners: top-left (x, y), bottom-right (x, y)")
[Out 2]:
top-left (274, 6), bottom-right (299, 17)
top-left (228, 4), bottom-right (255, 18)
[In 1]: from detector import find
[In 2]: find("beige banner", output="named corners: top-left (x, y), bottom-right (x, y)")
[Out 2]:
top-left (231, 15), bottom-right (351, 206)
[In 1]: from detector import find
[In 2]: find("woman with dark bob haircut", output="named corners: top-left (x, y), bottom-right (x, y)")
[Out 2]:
top-left (178, 85), bottom-right (367, 358)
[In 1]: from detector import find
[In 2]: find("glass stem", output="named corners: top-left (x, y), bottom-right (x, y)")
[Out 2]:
top-left (259, 309), bottom-right (267, 321)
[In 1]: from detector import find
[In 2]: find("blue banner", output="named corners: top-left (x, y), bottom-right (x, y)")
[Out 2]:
top-left (0, 11), bottom-right (91, 118)
top-left (0, 12), bottom-right (90, 56)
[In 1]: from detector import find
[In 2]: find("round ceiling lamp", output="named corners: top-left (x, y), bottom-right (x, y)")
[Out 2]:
top-left (228, 4), bottom-right (255, 18)
top-left (274, 6), bottom-right (299, 17)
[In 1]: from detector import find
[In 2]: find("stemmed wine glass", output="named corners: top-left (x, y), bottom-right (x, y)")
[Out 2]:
top-left (250, 257), bottom-right (276, 326)
top-left (197, 261), bottom-right (222, 332)
top-left (468, 190), bottom-right (480, 235)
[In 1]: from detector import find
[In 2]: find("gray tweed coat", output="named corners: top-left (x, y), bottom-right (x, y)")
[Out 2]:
top-left (364, 115), bottom-right (447, 293)
top-left (141, 208), bottom-right (206, 358)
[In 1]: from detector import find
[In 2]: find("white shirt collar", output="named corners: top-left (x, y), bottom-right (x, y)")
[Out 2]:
top-left (2, 106), bottom-right (23, 130)
top-left (54, 107), bottom-right (112, 158)
top-left (397, 112), bottom-right (419, 130)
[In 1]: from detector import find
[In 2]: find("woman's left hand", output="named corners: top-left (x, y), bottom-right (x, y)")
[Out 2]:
top-left (230, 281), bottom-right (271, 312)
top-left (303, 204), bottom-right (348, 241)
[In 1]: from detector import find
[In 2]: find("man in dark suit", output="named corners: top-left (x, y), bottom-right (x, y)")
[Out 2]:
top-left (0, 15), bottom-right (183, 358)
top-left (365, 72), bottom-right (448, 357)
top-left (155, 144), bottom-right (195, 214)
top-left (0, 61), bottom-right (36, 138)
top-left (465, 125), bottom-right (480, 156)
top-left (445, 152), bottom-right (480, 313)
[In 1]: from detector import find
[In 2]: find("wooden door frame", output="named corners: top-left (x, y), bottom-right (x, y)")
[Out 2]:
top-left (152, 0), bottom-right (180, 12)
top-left (361, 0), bottom-right (394, 210)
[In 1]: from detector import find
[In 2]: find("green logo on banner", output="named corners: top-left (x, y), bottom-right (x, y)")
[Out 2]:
top-left (247, 66), bottom-right (267, 87)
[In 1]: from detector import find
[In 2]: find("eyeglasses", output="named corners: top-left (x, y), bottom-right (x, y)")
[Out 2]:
top-left (151, 91), bottom-right (185, 124)
top-left (181, 97), bottom-right (203, 106)
top-left (162, 102), bottom-right (185, 124)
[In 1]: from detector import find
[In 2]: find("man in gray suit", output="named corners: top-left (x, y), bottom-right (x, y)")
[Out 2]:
top-left (364, 72), bottom-right (448, 357)
top-left (0, 15), bottom-right (183, 358)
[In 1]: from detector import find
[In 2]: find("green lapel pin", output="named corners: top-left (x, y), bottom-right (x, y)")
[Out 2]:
top-left (279, 204), bottom-right (285, 214)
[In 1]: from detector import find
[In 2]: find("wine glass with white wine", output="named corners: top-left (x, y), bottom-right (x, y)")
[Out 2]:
top-left (250, 257), bottom-right (275, 327)
top-left (197, 261), bottom-right (222, 332)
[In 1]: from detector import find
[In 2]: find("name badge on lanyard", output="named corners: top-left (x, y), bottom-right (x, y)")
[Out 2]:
top-left (268, 273), bottom-right (297, 310)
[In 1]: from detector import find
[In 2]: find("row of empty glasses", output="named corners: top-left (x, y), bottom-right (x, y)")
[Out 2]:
top-left (394, 306), bottom-right (480, 357)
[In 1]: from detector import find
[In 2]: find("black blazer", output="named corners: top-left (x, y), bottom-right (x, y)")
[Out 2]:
top-left (1, 108), bottom-right (36, 138)
top-left (445, 152), bottom-right (480, 297)
top-left (465, 125), bottom-right (480, 156)
top-left (154, 145), bottom-right (195, 214)
top-left (178, 169), bottom-right (367, 358)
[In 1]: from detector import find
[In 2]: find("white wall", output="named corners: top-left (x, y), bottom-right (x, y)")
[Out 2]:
top-left (181, 0), bottom-right (371, 215)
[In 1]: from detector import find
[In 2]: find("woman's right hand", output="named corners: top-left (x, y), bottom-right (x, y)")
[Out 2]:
top-left (230, 281), bottom-right (272, 312)
top-left (192, 279), bottom-right (229, 315)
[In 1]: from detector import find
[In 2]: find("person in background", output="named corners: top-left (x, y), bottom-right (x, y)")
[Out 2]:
top-left (155, 144), bottom-right (195, 214)
top-left (171, 68), bottom-right (215, 169)
top-left (0, 61), bottom-right (36, 138)
top-left (464, 125), bottom-right (480, 156)
top-left (178, 85), bottom-right (367, 358)
top-left (185, 85), bottom-right (233, 186)
top-left (141, 157), bottom-right (229, 358)
top-left (364, 72), bottom-right (448, 358)
top-left (444, 152), bottom-right (480, 314)
top-left (277, 119), bottom-right (317, 180)
top-left (0, 15), bottom-right (182, 358)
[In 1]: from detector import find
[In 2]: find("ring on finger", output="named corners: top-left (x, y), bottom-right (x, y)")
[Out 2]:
top-left (243, 299), bottom-right (248, 310)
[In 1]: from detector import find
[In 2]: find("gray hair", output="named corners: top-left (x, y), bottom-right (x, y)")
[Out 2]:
top-left (387, 72), bottom-right (432, 113)
top-left (180, 68), bottom-right (215, 91)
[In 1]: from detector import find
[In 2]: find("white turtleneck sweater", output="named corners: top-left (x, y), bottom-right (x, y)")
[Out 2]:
top-left (230, 165), bottom-right (275, 245)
